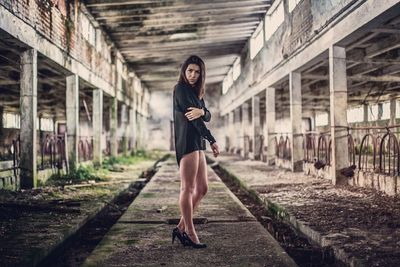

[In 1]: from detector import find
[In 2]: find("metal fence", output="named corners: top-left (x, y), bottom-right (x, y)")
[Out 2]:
top-left (78, 136), bottom-right (93, 162)
top-left (39, 134), bottom-right (66, 170)
top-left (304, 126), bottom-right (400, 177)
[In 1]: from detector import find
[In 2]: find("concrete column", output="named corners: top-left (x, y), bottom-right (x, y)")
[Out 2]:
top-left (129, 107), bottom-right (136, 152)
top-left (228, 111), bottom-right (234, 152)
top-left (252, 95), bottom-right (261, 160)
top-left (234, 108), bottom-right (241, 152)
top-left (390, 99), bottom-right (396, 126)
top-left (329, 46), bottom-right (349, 185)
top-left (363, 104), bottom-right (368, 122)
top-left (266, 87), bottom-right (276, 165)
top-left (136, 113), bottom-right (142, 149)
top-left (289, 72), bottom-right (303, 172)
top-left (66, 74), bottom-right (79, 172)
top-left (121, 104), bottom-right (128, 155)
top-left (110, 97), bottom-right (118, 157)
top-left (377, 103), bottom-right (383, 121)
top-left (20, 49), bottom-right (38, 188)
top-left (92, 89), bottom-right (103, 166)
top-left (0, 107), bottom-right (4, 142)
top-left (241, 102), bottom-right (250, 158)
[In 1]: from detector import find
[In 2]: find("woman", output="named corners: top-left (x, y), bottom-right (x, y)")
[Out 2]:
top-left (172, 55), bottom-right (220, 249)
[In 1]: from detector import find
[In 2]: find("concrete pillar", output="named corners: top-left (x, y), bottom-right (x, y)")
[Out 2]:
top-left (0, 107), bottom-right (4, 142)
top-left (66, 74), bottom-right (79, 172)
top-left (228, 111), bottom-right (234, 152)
top-left (289, 72), bottom-right (303, 172)
top-left (129, 107), bottom-right (136, 152)
top-left (329, 46), bottom-right (349, 185)
top-left (266, 87), bottom-right (276, 165)
top-left (390, 99), bottom-right (396, 126)
top-left (363, 104), bottom-right (368, 122)
top-left (92, 89), bottom-right (103, 166)
top-left (136, 113), bottom-right (141, 149)
top-left (252, 95), bottom-right (261, 160)
top-left (20, 49), bottom-right (38, 188)
top-left (121, 104), bottom-right (128, 155)
top-left (234, 108), bottom-right (241, 152)
top-left (110, 97), bottom-right (118, 157)
top-left (241, 102), bottom-right (250, 158)
top-left (377, 103), bottom-right (383, 121)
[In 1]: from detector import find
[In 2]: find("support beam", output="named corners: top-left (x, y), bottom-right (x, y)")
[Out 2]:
top-left (129, 107), bottom-right (136, 152)
top-left (66, 74), bottom-right (79, 172)
top-left (234, 108), bottom-right (241, 153)
top-left (228, 111), bottom-right (234, 152)
top-left (266, 87), bottom-right (276, 165)
top-left (390, 98), bottom-right (397, 126)
top-left (252, 95), bottom-right (261, 160)
top-left (363, 103), bottom-right (369, 122)
top-left (289, 72), bottom-right (303, 172)
top-left (20, 49), bottom-right (38, 189)
top-left (0, 107), bottom-right (3, 143)
top-left (92, 89), bottom-right (103, 166)
top-left (241, 102), bottom-right (250, 158)
top-left (110, 97), bottom-right (118, 157)
top-left (329, 46), bottom-right (349, 185)
top-left (121, 104), bottom-right (128, 156)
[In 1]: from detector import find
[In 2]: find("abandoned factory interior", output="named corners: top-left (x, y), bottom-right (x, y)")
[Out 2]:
top-left (1, 0), bottom-right (400, 266)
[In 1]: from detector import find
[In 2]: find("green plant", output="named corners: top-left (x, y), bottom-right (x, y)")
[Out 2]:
top-left (46, 165), bottom-right (106, 186)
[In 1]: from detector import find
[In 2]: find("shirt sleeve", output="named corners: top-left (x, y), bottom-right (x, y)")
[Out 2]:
top-left (200, 99), bottom-right (211, 122)
top-left (175, 84), bottom-right (216, 144)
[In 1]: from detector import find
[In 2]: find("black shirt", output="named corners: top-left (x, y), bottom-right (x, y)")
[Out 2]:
top-left (173, 82), bottom-right (216, 167)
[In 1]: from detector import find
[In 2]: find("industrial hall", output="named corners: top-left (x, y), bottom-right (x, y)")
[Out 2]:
top-left (0, 0), bottom-right (400, 266)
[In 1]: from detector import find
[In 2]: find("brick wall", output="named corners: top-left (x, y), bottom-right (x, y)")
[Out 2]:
top-left (0, 0), bottom-right (113, 85)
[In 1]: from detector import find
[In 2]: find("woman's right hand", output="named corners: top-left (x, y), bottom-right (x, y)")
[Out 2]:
top-left (211, 142), bottom-right (220, 158)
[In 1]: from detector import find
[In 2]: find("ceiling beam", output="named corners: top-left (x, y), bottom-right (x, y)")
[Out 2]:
top-left (86, 0), bottom-right (270, 8)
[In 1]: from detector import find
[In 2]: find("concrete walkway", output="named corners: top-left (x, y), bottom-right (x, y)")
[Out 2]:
top-left (83, 158), bottom-right (297, 267)
top-left (213, 153), bottom-right (400, 267)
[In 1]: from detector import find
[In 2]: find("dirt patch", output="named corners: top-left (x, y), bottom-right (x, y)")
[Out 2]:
top-left (214, 153), bottom-right (400, 266)
top-left (212, 164), bottom-right (342, 267)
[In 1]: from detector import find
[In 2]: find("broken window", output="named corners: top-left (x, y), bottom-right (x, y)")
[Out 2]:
top-left (288, 0), bottom-right (301, 13)
top-left (250, 21), bottom-right (264, 59)
top-left (233, 57), bottom-right (241, 81)
top-left (264, 0), bottom-right (284, 41)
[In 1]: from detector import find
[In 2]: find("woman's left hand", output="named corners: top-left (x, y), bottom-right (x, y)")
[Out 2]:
top-left (185, 107), bottom-right (204, 121)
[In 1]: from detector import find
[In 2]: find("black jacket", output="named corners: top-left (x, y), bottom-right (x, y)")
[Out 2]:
top-left (173, 82), bottom-right (216, 167)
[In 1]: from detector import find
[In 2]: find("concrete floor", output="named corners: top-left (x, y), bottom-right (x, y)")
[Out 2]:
top-left (83, 158), bottom-right (297, 267)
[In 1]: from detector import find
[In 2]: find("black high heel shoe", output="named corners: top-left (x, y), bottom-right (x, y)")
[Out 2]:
top-left (171, 227), bottom-right (185, 245)
top-left (182, 232), bottom-right (207, 249)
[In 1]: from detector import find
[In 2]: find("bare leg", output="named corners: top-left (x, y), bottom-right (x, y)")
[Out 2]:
top-left (177, 151), bottom-right (208, 243)
top-left (179, 151), bottom-right (199, 242)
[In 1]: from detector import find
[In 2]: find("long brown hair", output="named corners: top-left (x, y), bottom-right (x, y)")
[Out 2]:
top-left (177, 55), bottom-right (206, 99)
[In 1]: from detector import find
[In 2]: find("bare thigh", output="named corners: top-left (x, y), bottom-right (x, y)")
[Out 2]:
top-left (195, 151), bottom-right (208, 191)
top-left (180, 151), bottom-right (200, 189)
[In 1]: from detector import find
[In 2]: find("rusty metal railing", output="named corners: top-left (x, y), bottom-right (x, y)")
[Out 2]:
top-left (303, 133), bottom-right (316, 163)
top-left (78, 136), bottom-right (93, 162)
top-left (351, 125), bottom-right (399, 175)
top-left (0, 136), bottom-right (20, 183)
top-left (39, 134), bottom-right (66, 170)
top-left (276, 134), bottom-right (291, 160)
top-left (316, 134), bottom-right (330, 169)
